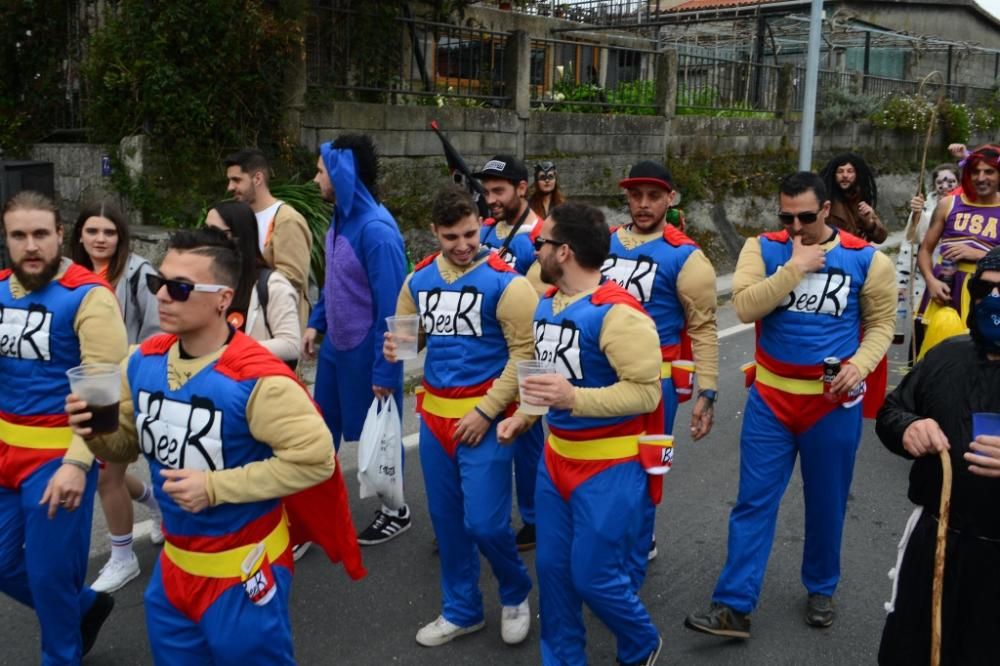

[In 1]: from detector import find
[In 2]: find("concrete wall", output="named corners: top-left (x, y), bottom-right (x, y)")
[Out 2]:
top-left (29, 143), bottom-right (117, 221)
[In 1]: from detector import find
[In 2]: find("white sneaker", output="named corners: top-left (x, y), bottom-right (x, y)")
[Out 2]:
top-left (647, 537), bottom-right (658, 562)
top-left (501, 599), bottom-right (531, 645)
top-left (91, 554), bottom-right (140, 593)
top-left (415, 615), bottom-right (485, 647)
top-left (292, 542), bottom-right (312, 561)
top-left (149, 519), bottom-right (164, 546)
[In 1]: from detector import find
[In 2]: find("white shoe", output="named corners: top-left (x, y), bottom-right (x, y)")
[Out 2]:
top-left (292, 542), bottom-right (312, 561)
top-left (647, 537), bottom-right (658, 562)
top-left (149, 519), bottom-right (164, 546)
top-left (501, 599), bottom-right (531, 645)
top-left (91, 554), bottom-right (140, 593)
top-left (415, 615), bottom-right (485, 647)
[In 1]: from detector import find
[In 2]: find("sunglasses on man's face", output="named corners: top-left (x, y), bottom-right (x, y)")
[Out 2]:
top-left (777, 210), bottom-right (822, 225)
top-left (968, 276), bottom-right (1000, 301)
top-left (533, 236), bottom-right (567, 252)
top-left (146, 273), bottom-right (228, 301)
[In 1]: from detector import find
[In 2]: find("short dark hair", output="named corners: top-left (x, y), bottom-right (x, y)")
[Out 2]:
top-left (431, 184), bottom-right (478, 228)
top-left (331, 134), bottom-right (380, 199)
top-left (779, 171), bottom-right (829, 205)
top-left (549, 202), bottom-right (609, 270)
top-left (223, 149), bottom-right (271, 183)
top-left (3, 190), bottom-right (61, 230)
top-left (167, 227), bottom-right (241, 288)
top-left (72, 200), bottom-right (131, 285)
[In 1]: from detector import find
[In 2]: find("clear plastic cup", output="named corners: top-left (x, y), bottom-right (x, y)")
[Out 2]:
top-left (518, 359), bottom-right (556, 415)
top-left (66, 363), bottom-right (121, 434)
top-left (386, 315), bottom-right (420, 360)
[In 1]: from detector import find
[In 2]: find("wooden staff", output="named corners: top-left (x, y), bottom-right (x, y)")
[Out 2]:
top-left (930, 448), bottom-right (953, 666)
top-left (906, 72), bottom-right (946, 362)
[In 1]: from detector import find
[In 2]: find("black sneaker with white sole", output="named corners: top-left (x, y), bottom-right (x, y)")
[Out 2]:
top-left (357, 506), bottom-right (411, 545)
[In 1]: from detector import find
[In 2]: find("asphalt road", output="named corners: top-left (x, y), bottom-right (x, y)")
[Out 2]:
top-left (1, 302), bottom-right (919, 665)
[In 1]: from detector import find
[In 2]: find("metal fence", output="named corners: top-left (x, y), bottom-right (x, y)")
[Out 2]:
top-left (529, 37), bottom-right (659, 113)
top-left (676, 53), bottom-right (784, 115)
top-left (307, 8), bottom-right (510, 105)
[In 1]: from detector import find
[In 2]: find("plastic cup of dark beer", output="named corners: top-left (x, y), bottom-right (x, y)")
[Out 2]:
top-left (66, 363), bottom-right (121, 434)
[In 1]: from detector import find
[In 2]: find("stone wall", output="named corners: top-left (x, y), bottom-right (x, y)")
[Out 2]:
top-left (29, 143), bottom-right (117, 221)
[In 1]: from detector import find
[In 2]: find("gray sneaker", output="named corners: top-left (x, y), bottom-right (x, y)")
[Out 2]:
top-left (805, 594), bottom-right (835, 628)
top-left (684, 602), bottom-right (751, 639)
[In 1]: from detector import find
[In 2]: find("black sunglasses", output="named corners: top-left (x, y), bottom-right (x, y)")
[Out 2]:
top-left (968, 276), bottom-right (1000, 301)
top-left (533, 236), bottom-right (567, 251)
top-left (778, 210), bottom-right (822, 225)
top-left (146, 273), bottom-right (228, 302)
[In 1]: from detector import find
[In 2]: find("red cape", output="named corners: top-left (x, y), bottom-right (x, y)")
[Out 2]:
top-left (140, 331), bottom-right (366, 580)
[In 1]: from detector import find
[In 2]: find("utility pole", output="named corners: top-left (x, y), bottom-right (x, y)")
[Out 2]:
top-left (798, 0), bottom-right (823, 171)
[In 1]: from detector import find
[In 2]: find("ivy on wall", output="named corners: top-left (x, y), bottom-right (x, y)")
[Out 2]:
top-left (84, 0), bottom-right (306, 226)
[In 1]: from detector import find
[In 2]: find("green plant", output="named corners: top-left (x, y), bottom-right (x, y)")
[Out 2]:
top-left (938, 99), bottom-right (972, 145)
top-left (870, 94), bottom-right (935, 133)
top-left (816, 87), bottom-right (880, 129)
top-left (83, 0), bottom-right (306, 226)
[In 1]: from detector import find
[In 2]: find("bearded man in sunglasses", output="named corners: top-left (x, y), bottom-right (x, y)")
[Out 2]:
top-left (875, 246), bottom-right (1000, 666)
top-left (65, 228), bottom-right (363, 664)
top-left (686, 171), bottom-right (896, 638)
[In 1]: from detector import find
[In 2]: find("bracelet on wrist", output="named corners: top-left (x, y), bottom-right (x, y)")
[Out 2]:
top-left (698, 389), bottom-right (718, 404)
top-left (474, 406), bottom-right (493, 421)
top-left (61, 458), bottom-right (91, 472)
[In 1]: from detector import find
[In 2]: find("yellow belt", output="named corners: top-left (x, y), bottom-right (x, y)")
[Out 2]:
top-left (548, 432), bottom-right (641, 461)
top-left (660, 361), bottom-right (672, 379)
top-left (421, 392), bottom-right (482, 419)
top-left (0, 416), bottom-right (72, 450)
top-left (957, 261), bottom-right (976, 274)
top-left (163, 516), bottom-right (290, 579)
top-left (754, 365), bottom-right (824, 395)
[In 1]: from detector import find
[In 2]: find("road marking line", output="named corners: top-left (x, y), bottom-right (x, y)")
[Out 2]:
top-left (718, 322), bottom-right (754, 339)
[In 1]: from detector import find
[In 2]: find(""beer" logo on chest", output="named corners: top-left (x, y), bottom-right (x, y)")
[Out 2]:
top-left (0, 304), bottom-right (52, 361)
top-left (418, 287), bottom-right (484, 337)
top-left (601, 255), bottom-right (658, 303)
top-left (778, 270), bottom-right (852, 317)
top-left (136, 391), bottom-right (224, 471)
top-left (534, 319), bottom-right (583, 380)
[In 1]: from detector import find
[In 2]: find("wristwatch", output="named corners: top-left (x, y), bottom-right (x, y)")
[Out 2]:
top-left (698, 389), bottom-right (718, 404)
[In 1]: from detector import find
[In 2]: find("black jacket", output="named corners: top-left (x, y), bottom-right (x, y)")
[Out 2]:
top-left (875, 336), bottom-right (1000, 539)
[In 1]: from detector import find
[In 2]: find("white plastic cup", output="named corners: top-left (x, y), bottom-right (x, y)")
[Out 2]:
top-left (386, 315), bottom-right (420, 360)
top-left (66, 363), bottom-right (121, 434)
top-left (518, 359), bottom-right (556, 415)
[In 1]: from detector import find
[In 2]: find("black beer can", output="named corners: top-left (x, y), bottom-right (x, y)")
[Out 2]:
top-left (823, 356), bottom-right (841, 401)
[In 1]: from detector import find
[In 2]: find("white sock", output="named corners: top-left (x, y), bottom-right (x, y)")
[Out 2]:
top-left (381, 504), bottom-right (408, 519)
top-left (109, 533), bottom-right (134, 563)
top-left (136, 483), bottom-right (160, 513)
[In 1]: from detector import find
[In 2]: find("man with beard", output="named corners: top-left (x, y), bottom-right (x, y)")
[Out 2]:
top-left (602, 161), bottom-right (719, 568)
top-left (875, 246), bottom-right (1000, 666)
top-left (498, 203), bottom-right (664, 666)
top-left (685, 171), bottom-right (895, 638)
top-left (384, 185), bottom-right (535, 648)
top-left (304, 134), bottom-right (411, 546)
top-left (917, 145), bottom-right (1000, 355)
top-left (0, 191), bottom-right (126, 662)
top-left (820, 153), bottom-right (887, 244)
top-left (474, 155), bottom-right (546, 550)
top-left (224, 149), bottom-right (311, 328)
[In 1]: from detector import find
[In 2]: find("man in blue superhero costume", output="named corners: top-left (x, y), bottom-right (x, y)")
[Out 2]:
top-left (603, 161), bottom-right (719, 571)
top-left (0, 191), bottom-right (124, 664)
top-left (473, 154), bottom-right (546, 551)
top-left (384, 184), bottom-right (535, 648)
top-left (304, 134), bottom-right (411, 545)
top-left (67, 228), bottom-right (363, 665)
top-left (685, 171), bottom-right (896, 638)
top-left (499, 203), bottom-right (664, 666)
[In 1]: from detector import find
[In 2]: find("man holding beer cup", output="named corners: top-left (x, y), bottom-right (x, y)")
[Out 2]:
top-left (498, 202), bottom-right (664, 666)
top-left (384, 184), bottom-right (536, 649)
top-left (65, 228), bottom-right (362, 664)
top-left (685, 171), bottom-right (896, 638)
top-left (0, 191), bottom-right (127, 662)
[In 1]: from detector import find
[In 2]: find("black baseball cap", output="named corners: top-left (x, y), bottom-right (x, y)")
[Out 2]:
top-left (619, 161), bottom-right (674, 192)
top-left (473, 155), bottom-right (529, 184)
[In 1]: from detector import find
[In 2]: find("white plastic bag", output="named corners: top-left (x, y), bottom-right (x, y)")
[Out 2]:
top-left (357, 397), bottom-right (404, 511)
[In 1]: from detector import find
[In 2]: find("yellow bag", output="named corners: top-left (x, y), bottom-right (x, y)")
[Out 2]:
top-left (918, 303), bottom-right (967, 360)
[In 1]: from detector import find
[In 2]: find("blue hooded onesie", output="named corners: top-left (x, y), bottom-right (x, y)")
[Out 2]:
top-left (308, 144), bottom-right (406, 449)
